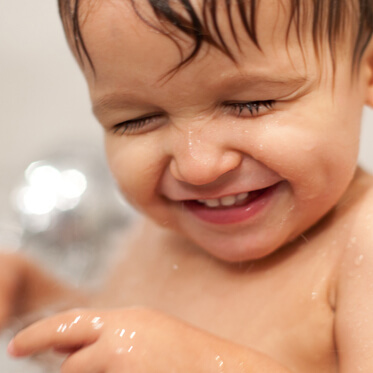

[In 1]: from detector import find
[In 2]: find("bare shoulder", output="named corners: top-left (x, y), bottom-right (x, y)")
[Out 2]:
top-left (333, 169), bottom-right (373, 372)
top-left (338, 169), bottom-right (373, 263)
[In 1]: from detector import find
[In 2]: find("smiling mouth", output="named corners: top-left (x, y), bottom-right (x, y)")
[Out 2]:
top-left (181, 183), bottom-right (281, 225)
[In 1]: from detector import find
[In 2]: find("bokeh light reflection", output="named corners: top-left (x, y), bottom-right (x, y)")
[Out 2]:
top-left (16, 164), bottom-right (87, 217)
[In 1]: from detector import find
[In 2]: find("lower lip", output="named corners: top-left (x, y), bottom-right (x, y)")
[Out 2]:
top-left (183, 184), bottom-right (280, 225)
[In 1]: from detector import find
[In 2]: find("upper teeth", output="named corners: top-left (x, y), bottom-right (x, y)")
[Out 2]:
top-left (198, 192), bottom-right (249, 208)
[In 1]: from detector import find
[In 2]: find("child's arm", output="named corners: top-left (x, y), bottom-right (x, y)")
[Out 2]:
top-left (334, 224), bottom-right (373, 373)
top-left (0, 252), bottom-right (87, 329)
top-left (8, 307), bottom-right (291, 373)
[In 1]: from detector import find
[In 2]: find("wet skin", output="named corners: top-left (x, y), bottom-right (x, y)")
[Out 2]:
top-left (8, 0), bottom-right (373, 372)
top-left (93, 169), bottom-right (373, 373)
top-left (9, 175), bottom-right (373, 373)
top-left (84, 0), bottom-right (367, 263)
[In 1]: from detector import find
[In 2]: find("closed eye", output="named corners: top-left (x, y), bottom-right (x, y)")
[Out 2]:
top-left (112, 114), bottom-right (163, 135)
top-left (225, 100), bottom-right (275, 117)
top-left (111, 100), bottom-right (275, 136)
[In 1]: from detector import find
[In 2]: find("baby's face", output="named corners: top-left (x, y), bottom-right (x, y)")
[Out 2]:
top-left (79, 0), bottom-right (369, 262)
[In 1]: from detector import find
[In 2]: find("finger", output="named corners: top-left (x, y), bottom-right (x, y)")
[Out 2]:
top-left (8, 309), bottom-right (103, 357)
top-left (60, 345), bottom-right (101, 373)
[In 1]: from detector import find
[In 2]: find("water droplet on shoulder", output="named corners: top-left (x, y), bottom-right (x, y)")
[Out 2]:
top-left (355, 254), bottom-right (364, 266)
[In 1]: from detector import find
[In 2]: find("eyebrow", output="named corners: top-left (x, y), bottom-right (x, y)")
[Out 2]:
top-left (92, 74), bottom-right (310, 117)
top-left (93, 92), bottom-right (143, 117)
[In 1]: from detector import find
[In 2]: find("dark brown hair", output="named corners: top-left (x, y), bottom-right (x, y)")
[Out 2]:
top-left (58, 0), bottom-right (373, 74)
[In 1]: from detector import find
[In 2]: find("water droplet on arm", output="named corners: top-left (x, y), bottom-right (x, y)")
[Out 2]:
top-left (215, 355), bottom-right (225, 372)
top-left (57, 323), bottom-right (67, 333)
top-left (91, 316), bottom-right (104, 330)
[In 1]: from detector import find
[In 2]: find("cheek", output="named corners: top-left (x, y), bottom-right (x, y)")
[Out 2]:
top-left (243, 107), bottom-right (360, 200)
top-left (104, 136), bottom-right (167, 206)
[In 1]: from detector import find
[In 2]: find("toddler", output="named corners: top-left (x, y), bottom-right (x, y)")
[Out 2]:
top-left (3, 0), bottom-right (373, 372)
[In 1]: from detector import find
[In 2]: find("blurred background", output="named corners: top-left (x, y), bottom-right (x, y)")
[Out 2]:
top-left (0, 0), bottom-right (372, 371)
top-left (0, 1), bottom-right (126, 371)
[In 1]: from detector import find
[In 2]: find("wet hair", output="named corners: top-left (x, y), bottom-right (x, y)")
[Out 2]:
top-left (58, 0), bottom-right (373, 74)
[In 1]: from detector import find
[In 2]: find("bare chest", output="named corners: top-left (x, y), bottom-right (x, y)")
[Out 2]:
top-left (95, 240), bottom-right (338, 373)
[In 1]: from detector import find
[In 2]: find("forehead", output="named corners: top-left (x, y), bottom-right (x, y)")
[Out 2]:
top-left (80, 0), bottom-right (315, 81)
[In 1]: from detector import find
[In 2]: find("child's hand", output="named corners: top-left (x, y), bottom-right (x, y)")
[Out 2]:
top-left (0, 252), bottom-right (86, 330)
top-left (0, 252), bottom-right (26, 328)
top-left (8, 308), bottom-right (200, 373)
top-left (8, 307), bottom-right (291, 373)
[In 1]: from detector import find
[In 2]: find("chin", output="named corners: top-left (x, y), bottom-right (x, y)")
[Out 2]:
top-left (195, 235), bottom-right (284, 263)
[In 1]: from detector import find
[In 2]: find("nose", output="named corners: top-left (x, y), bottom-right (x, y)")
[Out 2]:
top-left (168, 127), bottom-right (242, 186)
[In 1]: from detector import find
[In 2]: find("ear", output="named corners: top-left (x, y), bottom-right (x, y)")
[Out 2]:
top-left (363, 37), bottom-right (373, 108)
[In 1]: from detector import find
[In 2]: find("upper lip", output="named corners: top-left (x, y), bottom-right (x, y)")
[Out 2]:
top-left (167, 181), bottom-right (281, 202)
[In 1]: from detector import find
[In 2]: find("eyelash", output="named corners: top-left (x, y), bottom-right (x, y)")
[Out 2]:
top-left (225, 100), bottom-right (275, 116)
top-left (112, 100), bottom-right (275, 136)
top-left (113, 115), bottom-right (161, 136)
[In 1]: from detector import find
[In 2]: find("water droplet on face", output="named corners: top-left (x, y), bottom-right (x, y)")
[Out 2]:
top-left (355, 254), bottom-right (364, 266)
top-left (311, 291), bottom-right (318, 300)
top-left (188, 129), bottom-right (193, 150)
top-left (300, 234), bottom-right (309, 243)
